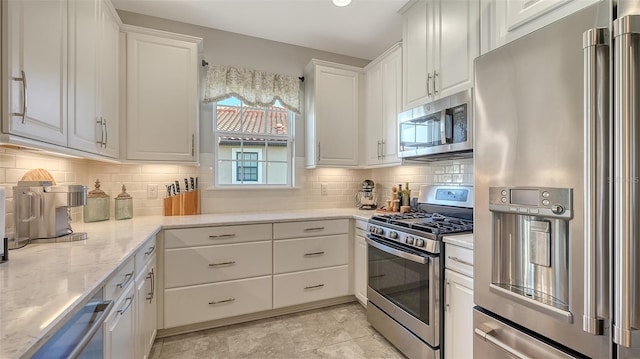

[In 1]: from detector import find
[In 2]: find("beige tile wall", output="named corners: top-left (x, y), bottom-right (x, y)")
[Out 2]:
top-left (0, 147), bottom-right (474, 237)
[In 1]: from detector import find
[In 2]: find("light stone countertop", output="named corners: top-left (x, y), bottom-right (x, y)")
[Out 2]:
top-left (442, 233), bottom-right (474, 250)
top-left (1, 208), bottom-right (373, 359)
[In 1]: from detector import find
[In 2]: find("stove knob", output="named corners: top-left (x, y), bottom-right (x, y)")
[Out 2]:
top-left (369, 226), bottom-right (376, 233)
top-left (376, 228), bottom-right (384, 235)
top-left (389, 231), bottom-right (398, 239)
top-left (551, 204), bottom-right (565, 215)
top-left (415, 238), bottom-right (425, 247)
top-left (405, 236), bottom-right (414, 245)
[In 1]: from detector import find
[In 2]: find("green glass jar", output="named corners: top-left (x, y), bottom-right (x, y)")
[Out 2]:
top-left (115, 185), bottom-right (133, 220)
top-left (84, 179), bottom-right (110, 222)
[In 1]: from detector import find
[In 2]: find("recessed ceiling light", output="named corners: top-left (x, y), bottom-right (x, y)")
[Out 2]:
top-left (332, 0), bottom-right (352, 7)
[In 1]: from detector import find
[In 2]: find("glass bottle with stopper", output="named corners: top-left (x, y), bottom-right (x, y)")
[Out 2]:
top-left (84, 179), bottom-right (110, 222)
top-left (115, 185), bottom-right (133, 220)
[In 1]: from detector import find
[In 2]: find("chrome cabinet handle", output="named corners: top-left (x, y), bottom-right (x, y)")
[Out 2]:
top-left (96, 118), bottom-right (105, 146)
top-left (582, 27), bottom-right (609, 336)
top-left (317, 142), bottom-right (321, 162)
top-left (433, 71), bottom-right (439, 95)
top-left (304, 251), bottom-right (325, 257)
top-left (209, 298), bottom-right (235, 305)
top-left (613, 15), bottom-right (640, 348)
top-left (146, 269), bottom-right (153, 303)
top-left (427, 73), bottom-right (432, 96)
top-left (102, 118), bottom-right (108, 148)
top-left (144, 245), bottom-right (155, 256)
top-left (447, 256), bottom-right (473, 267)
top-left (445, 280), bottom-right (450, 311)
top-left (208, 261), bottom-right (236, 267)
top-left (381, 140), bottom-right (385, 159)
top-left (474, 327), bottom-right (533, 359)
top-left (304, 227), bottom-right (325, 232)
top-left (115, 271), bottom-right (134, 289)
top-left (12, 70), bottom-right (27, 123)
top-left (117, 295), bottom-right (134, 315)
top-left (209, 234), bottom-right (236, 239)
top-left (304, 284), bottom-right (324, 290)
top-left (191, 134), bottom-right (195, 156)
top-left (377, 140), bottom-right (381, 160)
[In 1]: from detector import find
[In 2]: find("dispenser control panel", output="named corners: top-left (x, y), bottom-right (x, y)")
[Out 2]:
top-left (489, 186), bottom-right (572, 219)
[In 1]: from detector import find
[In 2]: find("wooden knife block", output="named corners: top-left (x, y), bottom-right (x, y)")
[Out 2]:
top-left (163, 190), bottom-right (200, 216)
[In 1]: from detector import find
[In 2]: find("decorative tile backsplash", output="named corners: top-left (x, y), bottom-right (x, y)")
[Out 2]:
top-left (0, 147), bottom-right (474, 236)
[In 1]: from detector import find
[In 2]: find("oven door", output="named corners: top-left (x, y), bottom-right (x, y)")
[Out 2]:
top-left (366, 235), bottom-right (440, 347)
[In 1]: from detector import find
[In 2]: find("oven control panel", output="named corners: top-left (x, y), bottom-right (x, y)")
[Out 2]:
top-left (367, 224), bottom-right (438, 254)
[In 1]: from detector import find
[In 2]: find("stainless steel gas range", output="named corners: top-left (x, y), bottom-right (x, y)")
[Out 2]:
top-left (366, 185), bottom-right (473, 359)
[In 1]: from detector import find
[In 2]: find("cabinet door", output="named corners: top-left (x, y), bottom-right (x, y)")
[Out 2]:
top-left (104, 283), bottom-right (135, 359)
top-left (364, 63), bottom-right (383, 166)
top-left (68, 0), bottom-right (100, 154)
top-left (380, 47), bottom-right (402, 164)
top-left (354, 232), bottom-right (368, 306)
top-left (402, 1), bottom-right (429, 110)
top-left (314, 65), bottom-right (359, 166)
top-left (6, 0), bottom-right (67, 145)
top-left (444, 269), bottom-right (474, 359)
top-left (135, 256), bottom-right (157, 359)
top-left (488, 0), bottom-right (600, 50)
top-left (435, 0), bottom-right (478, 99)
top-left (98, 2), bottom-right (120, 157)
top-left (126, 31), bottom-right (198, 162)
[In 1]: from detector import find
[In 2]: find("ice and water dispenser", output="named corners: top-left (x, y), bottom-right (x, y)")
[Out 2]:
top-left (488, 187), bottom-right (573, 315)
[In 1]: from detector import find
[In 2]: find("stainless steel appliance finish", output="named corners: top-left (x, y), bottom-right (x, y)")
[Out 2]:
top-left (475, 1), bottom-right (640, 358)
top-left (31, 291), bottom-right (112, 359)
top-left (398, 90), bottom-right (472, 161)
top-left (367, 185), bottom-right (473, 359)
top-left (12, 181), bottom-right (87, 248)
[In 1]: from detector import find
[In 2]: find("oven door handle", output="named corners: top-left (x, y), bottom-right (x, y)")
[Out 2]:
top-left (366, 238), bottom-right (427, 264)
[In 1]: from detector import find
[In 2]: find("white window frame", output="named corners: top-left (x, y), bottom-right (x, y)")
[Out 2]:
top-left (213, 98), bottom-right (295, 188)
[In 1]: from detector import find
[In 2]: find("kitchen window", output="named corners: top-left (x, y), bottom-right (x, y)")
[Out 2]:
top-left (213, 97), bottom-right (294, 187)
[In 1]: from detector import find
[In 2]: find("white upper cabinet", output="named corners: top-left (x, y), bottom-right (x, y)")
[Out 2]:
top-left (5, 0), bottom-right (68, 146)
top-left (481, 0), bottom-right (601, 53)
top-left (401, 0), bottom-right (479, 110)
top-left (68, 0), bottom-right (121, 158)
top-left (305, 60), bottom-right (361, 168)
top-left (124, 27), bottom-right (201, 163)
top-left (364, 43), bottom-right (402, 167)
top-left (4, 0), bottom-right (121, 159)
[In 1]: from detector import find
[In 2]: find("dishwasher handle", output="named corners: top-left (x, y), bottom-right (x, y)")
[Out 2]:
top-left (68, 300), bottom-right (114, 359)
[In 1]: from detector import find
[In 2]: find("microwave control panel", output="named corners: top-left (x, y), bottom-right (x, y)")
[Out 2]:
top-left (489, 186), bottom-right (573, 219)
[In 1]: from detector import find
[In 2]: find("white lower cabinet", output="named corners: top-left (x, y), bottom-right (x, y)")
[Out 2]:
top-left (273, 265), bottom-right (349, 308)
top-left (444, 239), bottom-right (474, 359)
top-left (104, 282), bottom-right (136, 359)
top-left (135, 254), bottom-right (157, 359)
top-left (164, 276), bottom-right (272, 328)
top-left (354, 220), bottom-right (368, 306)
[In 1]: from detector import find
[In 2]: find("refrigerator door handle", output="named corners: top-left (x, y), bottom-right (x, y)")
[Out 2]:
top-left (582, 27), bottom-right (610, 336)
top-left (613, 15), bottom-right (640, 349)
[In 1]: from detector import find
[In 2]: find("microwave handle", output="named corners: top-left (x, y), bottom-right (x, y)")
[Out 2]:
top-left (444, 111), bottom-right (453, 143)
top-left (439, 111), bottom-right (447, 144)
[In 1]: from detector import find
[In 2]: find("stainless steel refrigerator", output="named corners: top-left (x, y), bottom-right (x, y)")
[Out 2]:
top-left (474, 1), bottom-right (640, 358)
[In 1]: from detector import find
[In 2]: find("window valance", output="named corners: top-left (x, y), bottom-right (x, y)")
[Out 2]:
top-left (203, 64), bottom-right (301, 113)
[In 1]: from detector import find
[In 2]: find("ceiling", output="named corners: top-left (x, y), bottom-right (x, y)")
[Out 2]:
top-left (111, 0), bottom-right (408, 60)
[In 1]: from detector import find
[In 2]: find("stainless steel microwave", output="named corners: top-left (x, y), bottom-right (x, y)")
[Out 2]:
top-left (398, 90), bottom-right (473, 161)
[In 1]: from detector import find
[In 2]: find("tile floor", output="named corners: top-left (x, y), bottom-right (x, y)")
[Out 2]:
top-left (149, 302), bottom-right (406, 359)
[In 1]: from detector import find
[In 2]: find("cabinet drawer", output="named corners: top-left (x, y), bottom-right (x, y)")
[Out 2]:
top-left (164, 223), bottom-right (272, 249)
top-left (164, 241), bottom-right (272, 288)
top-left (164, 275), bottom-right (272, 328)
top-left (445, 243), bottom-right (474, 277)
top-left (104, 257), bottom-right (135, 301)
top-left (273, 235), bottom-right (348, 274)
top-left (273, 265), bottom-right (349, 308)
top-left (135, 235), bottom-right (157, 276)
top-left (273, 219), bottom-right (349, 239)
